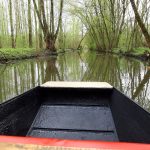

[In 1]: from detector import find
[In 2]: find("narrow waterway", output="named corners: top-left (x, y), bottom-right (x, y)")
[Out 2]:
top-left (0, 51), bottom-right (150, 112)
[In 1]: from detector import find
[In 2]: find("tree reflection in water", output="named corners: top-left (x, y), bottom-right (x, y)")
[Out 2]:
top-left (0, 51), bottom-right (149, 112)
top-left (44, 57), bottom-right (61, 82)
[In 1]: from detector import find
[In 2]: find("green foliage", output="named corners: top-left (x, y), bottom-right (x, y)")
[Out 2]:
top-left (0, 0), bottom-right (150, 60)
top-left (58, 18), bottom-right (81, 50)
top-left (84, 34), bottom-right (96, 50)
top-left (0, 48), bottom-right (37, 60)
top-left (132, 47), bottom-right (150, 55)
top-left (113, 47), bottom-right (150, 57)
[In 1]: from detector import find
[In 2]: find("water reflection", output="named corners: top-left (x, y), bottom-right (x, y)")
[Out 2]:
top-left (0, 51), bottom-right (150, 112)
top-left (45, 57), bottom-right (61, 81)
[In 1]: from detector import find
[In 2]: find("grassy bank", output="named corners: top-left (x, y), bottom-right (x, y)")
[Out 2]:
top-left (113, 47), bottom-right (150, 60)
top-left (0, 48), bottom-right (39, 62)
top-left (0, 48), bottom-right (71, 63)
top-left (0, 47), bottom-right (150, 63)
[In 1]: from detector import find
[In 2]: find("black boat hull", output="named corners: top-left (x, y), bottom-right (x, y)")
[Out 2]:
top-left (0, 83), bottom-right (149, 143)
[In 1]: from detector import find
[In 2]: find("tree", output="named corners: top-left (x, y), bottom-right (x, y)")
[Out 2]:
top-left (28, 0), bottom-right (33, 48)
top-left (38, 0), bottom-right (43, 49)
top-left (33, 0), bottom-right (64, 53)
top-left (69, 0), bottom-right (128, 51)
top-left (9, 0), bottom-right (16, 48)
top-left (130, 0), bottom-right (150, 48)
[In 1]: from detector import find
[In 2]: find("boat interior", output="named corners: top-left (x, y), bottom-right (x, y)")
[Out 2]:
top-left (0, 84), bottom-right (150, 143)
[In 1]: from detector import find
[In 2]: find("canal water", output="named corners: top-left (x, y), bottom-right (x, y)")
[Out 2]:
top-left (0, 51), bottom-right (150, 112)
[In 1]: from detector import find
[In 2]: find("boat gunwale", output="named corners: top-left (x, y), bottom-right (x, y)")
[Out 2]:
top-left (0, 136), bottom-right (150, 150)
top-left (40, 82), bottom-right (113, 89)
top-left (0, 86), bottom-right (40, 106)
top-left (113, 87), bottom-right (150, 115)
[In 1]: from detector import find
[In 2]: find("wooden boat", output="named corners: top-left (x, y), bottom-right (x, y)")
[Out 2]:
top-left (0, 82), bottom-right (150, 150)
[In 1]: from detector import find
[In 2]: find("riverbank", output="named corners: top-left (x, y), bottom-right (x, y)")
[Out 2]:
top-left (0, 48), bottom-right (39, 63)
top-left (0, 48), bottom-right (67, 63)
top-left (113, 47), bottom-right (150, 61)
top-left (0, 47), bottom-right (150, 64)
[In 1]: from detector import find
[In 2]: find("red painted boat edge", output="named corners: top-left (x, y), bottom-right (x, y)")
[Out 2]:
top-left (0, 136), bottom-right (150, 150)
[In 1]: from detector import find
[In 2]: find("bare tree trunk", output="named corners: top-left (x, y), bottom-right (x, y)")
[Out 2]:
top-left (45, 34), bottom-right (56, 52)
top-left (38, 0), bottom-right (43, 49)
top-left (55, 0), bottom-right (64, 39)
top-left (28, 0), bottom-right (33, 48)
top-left (130, 0), bottom-right (150, 48)
top-left (50, 0), bottom-right (55, 35)
top-left (58, 16), bottom-right (64, 50)
top-left (34, 8), bottom-right (38, 50)
top-left (9, 0), bottom-right (16, 48)
top-left (0, 36), bottom-right (2, 48)
top-left (33, 0), bottom-right (64, 53)
top-left (33, 0), bottom-right (56, 52)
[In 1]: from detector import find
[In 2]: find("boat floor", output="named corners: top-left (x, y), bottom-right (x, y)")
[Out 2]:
top-left (27, 102), bottom-right (118, 141)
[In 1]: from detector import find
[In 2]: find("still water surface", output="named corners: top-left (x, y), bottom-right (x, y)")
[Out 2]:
top-left (0, 51), bottom-right (150, 112)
